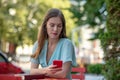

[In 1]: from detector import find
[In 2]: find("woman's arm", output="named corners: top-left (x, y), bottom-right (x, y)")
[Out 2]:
top-left (30, 62), bottom-right (62, 75)
top-left (30, 63), bottom-right (46, 75)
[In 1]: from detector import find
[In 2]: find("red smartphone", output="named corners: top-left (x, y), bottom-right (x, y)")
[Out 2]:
top-left (53, 60), bottom-right (63, 68)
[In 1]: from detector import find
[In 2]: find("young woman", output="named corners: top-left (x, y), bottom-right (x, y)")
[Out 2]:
top-left (30, 8), bottom-right (77, 79)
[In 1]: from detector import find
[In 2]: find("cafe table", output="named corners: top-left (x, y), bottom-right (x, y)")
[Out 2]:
top-left (0, 74), bottom-right (68, 80)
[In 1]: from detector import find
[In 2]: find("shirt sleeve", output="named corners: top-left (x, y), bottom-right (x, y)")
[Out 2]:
top-left (30, 41), bottom-right (39, 64)
top-left (61, 39), bottom-right (77, 67)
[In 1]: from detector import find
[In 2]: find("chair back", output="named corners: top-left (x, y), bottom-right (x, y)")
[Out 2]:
top-left (72, 67), bottom-right (85, 80)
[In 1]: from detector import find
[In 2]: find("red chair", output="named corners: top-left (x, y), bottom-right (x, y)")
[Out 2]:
top-left (72, 67), bottom-right (85, 80)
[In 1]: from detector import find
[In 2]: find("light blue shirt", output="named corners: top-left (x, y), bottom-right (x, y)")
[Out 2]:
top-left (31, 38), bottom-right (77, 79)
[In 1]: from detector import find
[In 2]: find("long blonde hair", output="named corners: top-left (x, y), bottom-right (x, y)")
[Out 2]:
top-left (31, 8), bottom-right (67, 58)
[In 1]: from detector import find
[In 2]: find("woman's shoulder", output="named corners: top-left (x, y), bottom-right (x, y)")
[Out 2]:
top-left (60, 38), bottom-right (73, 44)
top-left (33, 41), bottom-right (38, 48)
top-left (34, 41), bottom-right (38, 45)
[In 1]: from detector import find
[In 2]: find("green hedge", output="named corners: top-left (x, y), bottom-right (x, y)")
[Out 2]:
top-left (86, 63), bottom-right (103, 75)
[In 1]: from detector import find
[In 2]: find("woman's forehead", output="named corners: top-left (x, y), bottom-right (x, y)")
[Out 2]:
top-left (47, 17), bottom-right (62, 24)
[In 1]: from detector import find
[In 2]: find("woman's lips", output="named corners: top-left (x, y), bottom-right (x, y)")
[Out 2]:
top-left (53, 33), bottom-right (57, 35)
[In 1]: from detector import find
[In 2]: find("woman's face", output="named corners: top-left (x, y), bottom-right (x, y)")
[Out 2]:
top-left (46, 17), bottom-right (63, 39)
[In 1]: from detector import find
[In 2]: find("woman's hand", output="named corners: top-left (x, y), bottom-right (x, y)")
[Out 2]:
top-left (45, 62), bottom-right (71, 78)
top-left (44, 65), bottom-right (62, 76)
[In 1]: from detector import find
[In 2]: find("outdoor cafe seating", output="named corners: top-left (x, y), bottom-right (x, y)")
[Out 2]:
top-left (0, 67), bottom-right (85, 80)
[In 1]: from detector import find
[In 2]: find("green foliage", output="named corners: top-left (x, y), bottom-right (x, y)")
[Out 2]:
top-left (69, 0), bottom-right (105, 27)
top-left (69, 0), bottom-right (105, 46)
top-left (98, 0), bottom-right (120, 80)
top-left (87, 64), bottom-right (103, 75)
top-left (69, 0), bottom-right (120, 79)
top-left (103, 58), bottom-right (120, 80)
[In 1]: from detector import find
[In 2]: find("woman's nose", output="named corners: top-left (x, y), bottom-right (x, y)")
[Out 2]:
top-left (53, 26), bottom-right (58, 31)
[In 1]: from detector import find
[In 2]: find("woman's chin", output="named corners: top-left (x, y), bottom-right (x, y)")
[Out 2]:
top-left (49, 37), bottom-right (59, 39)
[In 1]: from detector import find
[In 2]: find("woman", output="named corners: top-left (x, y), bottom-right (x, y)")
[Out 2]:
top-left (30, 8), bottom-right (77, 79)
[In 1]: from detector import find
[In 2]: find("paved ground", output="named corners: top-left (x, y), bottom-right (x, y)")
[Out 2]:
top-left (16, 62), bottom-right (105, 80)
top-left (85, 74), bottom-right (105, 80)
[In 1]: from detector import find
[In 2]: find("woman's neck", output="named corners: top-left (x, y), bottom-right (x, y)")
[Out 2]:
top-left (48, 38), bottom-right (59, 46)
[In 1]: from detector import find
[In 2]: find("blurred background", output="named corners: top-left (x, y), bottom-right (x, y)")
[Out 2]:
top-left (0, 0), bottom-right (113, 80)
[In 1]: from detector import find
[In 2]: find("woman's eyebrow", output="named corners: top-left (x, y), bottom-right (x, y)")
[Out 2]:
top-left (49, 22), bottom-right (62, 25)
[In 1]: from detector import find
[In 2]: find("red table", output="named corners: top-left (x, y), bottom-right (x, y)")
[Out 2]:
top-left (0, 74), bottom-right (68, 80)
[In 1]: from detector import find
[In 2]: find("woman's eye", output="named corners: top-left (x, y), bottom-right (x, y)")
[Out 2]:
top-left (50, 24), bottom-right (54, 27)
top-left (58, 25), bottom-right (62, 28)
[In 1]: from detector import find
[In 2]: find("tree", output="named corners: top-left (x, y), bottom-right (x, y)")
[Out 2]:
top-left (69, 0), bottom-right (105, 27)
top-left (69, 1), bottom-right (120, 79)
top-left (100, 0), bottom-right (120, 79)
top-left (68, 0), bottom-right (105, 46)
